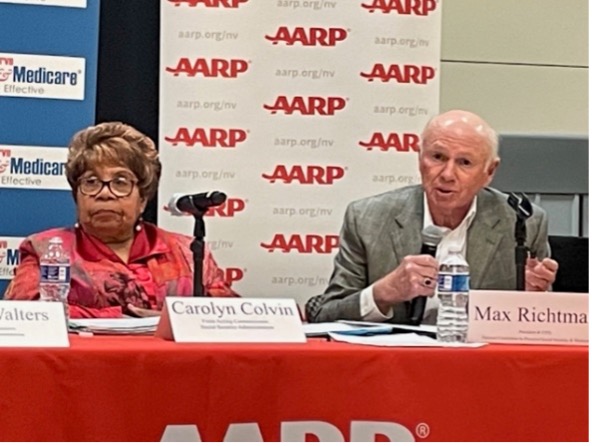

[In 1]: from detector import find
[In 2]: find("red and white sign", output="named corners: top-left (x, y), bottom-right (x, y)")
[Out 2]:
top-left (468, 290), bottom-right (589, 346)
top-left (157, 297), bottom-right (306, 343)
top-left (159, 0), bottom-right (441, 306)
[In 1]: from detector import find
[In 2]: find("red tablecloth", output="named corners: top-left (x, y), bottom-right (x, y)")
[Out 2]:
top-left (0, 336), bottom-right (587, 441)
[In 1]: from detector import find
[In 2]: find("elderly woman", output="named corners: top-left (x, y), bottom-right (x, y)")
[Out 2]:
top-left (5, 122), bottom-right (238, 317)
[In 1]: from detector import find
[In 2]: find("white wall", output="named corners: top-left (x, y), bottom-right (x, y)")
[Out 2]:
top-left (440, 0), bottom-right (588, 134)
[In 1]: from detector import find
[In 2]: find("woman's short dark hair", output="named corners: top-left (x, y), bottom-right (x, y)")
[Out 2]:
top-left (66, 122), bottom-right (162, 200)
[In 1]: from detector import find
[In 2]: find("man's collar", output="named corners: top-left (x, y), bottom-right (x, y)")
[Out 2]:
top-left (423, 192), bottom-right (478, 232)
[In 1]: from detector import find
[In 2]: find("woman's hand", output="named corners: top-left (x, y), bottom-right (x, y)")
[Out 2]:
top-left (126, 303), bottom-right (161, 318)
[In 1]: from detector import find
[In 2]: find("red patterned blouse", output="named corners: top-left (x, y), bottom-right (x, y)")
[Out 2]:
top-left (4, 223), bottom-right (238, 318)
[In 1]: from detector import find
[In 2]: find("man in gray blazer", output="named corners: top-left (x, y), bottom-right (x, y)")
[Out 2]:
top-left (308, 110), bottom-right (558, 324)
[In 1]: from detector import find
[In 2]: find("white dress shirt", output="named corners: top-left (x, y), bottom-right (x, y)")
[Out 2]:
top-left (359, 194), bottom-right (477, 323)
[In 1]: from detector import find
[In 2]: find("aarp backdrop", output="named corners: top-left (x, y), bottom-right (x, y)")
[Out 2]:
top-left (159, 0), bottom-right (441, 306)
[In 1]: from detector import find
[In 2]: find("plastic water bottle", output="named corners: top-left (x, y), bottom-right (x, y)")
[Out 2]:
top-left (436, 248), bottom-right (469, 343)
top-left (39, 236), bottom-right (70, 321)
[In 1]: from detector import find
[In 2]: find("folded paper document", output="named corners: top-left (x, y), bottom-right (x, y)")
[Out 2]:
top-left (303, 321), bottom-right (394, 337)
top-left (69, 317), bottom-right (160, 335)
top-left (328, 332), bottom-right (486, 348)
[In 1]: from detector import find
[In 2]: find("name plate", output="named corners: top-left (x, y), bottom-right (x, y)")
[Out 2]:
top-left (0, 301), bottom-right (69, 347)
top-left (467, 290), bottom-right (588, 346)
top-left (156, 297), bottom-right (306, 343)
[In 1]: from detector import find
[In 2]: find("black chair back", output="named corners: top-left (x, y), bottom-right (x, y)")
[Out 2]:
top-left (548, 236), bottom-right (589, 293)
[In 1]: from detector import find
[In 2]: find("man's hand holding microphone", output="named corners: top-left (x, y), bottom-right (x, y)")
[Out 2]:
top-left (372, 226), bottom-right (444, 324)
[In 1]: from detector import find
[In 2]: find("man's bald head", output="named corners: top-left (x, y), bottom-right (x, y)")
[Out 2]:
top-left (421, 110), bottom-right (499, 162)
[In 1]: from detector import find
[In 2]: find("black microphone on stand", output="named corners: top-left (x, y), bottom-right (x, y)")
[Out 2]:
top-left (407, 225), bottom-right (444, 325)
top-left (507, 192), bottom-right (533, 290)
top-left (167, 191), bottom-right (227, 215)
top-left (166, 191), bottom-right (227, 297)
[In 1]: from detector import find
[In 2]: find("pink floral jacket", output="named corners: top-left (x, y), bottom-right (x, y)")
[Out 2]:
top-left (4, 223), bottom-right (238, 317)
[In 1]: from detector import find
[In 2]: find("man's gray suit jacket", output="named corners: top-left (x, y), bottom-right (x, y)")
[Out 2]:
top-left (310, 185), bottom-right (550, 323)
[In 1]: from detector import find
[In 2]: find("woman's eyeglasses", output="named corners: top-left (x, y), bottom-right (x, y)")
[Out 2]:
top-left (78, 175), bottom-right (137, 197)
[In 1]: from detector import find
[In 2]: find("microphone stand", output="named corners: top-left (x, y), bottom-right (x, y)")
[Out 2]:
top-left (507, 193), bottom-right (533, 291)
top-left (191, 207), bottom-right (207, 297)
top-left (183, 196), bottom-right (227, 297)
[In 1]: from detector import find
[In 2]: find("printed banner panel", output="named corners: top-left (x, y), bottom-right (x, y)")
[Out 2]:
top-left (0, 0), bottom-right (86, 7)
top-left (0, 237), bottom-right (23, 281)
top-left (159, 0), bottom-right (441, 306)
top-left (0, 145), bottom-right (69, 190)
top-left (0, 0), bottom-right (99, 296)
top-left (0, 52), bottom-right (86, 101)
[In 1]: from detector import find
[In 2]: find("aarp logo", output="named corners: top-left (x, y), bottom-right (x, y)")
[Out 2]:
top-left (264, 96), bottom-right (347, 116)
top-left (265, 26), bottom-right (348, 46)
top-left (164, 128), bottom-right (248, 148)
top-left (361, 0), bottom-right (437, 15)
top-left (261, 234), bottom-right (339, 254)
top-left (161, 420), bottom-right (418, 442)
top-left (262, 165), bottom-right (345, 185)
top-left (165, 58), bottom-right (249, 78)
top-left (359, 132), bottom-right (420, 152)
top-left (168, 0), bottom-right (248, 7)
top-left (361, 63), bottom-right (436, 84)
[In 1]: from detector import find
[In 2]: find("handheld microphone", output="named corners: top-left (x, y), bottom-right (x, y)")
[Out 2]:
top-left (167, 191), bottom-right (227, 216)
top-left (407, 225), bottom-right (444, 325)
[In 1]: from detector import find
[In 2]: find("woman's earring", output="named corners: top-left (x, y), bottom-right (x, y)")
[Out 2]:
top-left (135, 217), bottom-right (143, 232)
top-left (74, 222), bottom-right (80, 229)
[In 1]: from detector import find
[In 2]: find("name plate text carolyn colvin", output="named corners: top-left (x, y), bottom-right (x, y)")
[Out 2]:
top-left (156, 297), bottom-right (306, 343)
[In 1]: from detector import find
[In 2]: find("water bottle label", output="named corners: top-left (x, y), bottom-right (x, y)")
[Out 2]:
top-left (438, 273), bottom-right (469, 292)
top-left (40, 265), bottom-right (71, 283)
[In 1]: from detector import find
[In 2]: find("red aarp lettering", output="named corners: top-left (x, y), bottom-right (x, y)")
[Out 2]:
top-left (265, 26), bottom-right (348, 46)
top-left (166, 58), bottom-right (249, 77)
top-left (361, 0), bottom-right (437, 15)
top-left (168, 0), bottom-right (248, 8)
top-left (205, 199), bottom-right (246, 217)
top-left (223, 268), bottom-right (244, 283)
top-left (165, 128), bottom-right (247, 148)
top-left (260, 234), bottom-right (339, 253)
top-left (360, 64), bottom-right (435, 84)
top-left (261, 165), bottom-right (345, 185)
top-left (359, 132), bottom-right (420, 151)
top-left (263, 96), bottom-right (347, 116)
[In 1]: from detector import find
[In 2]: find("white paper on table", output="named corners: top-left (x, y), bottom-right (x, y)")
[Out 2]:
top-left (303, 322), bottom-right (393, 336)
top-left (329, 332), bottom-right (487, 348)
top-left (69, 317), bottom-right (160, 334)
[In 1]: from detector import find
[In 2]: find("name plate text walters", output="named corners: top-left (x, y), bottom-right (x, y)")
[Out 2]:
top-left (156, 297), bottom-right (306, 343)
top-left (467, 290), bottom-right (588, 346)
top-left (0, 301), bottom-right (69, 347)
